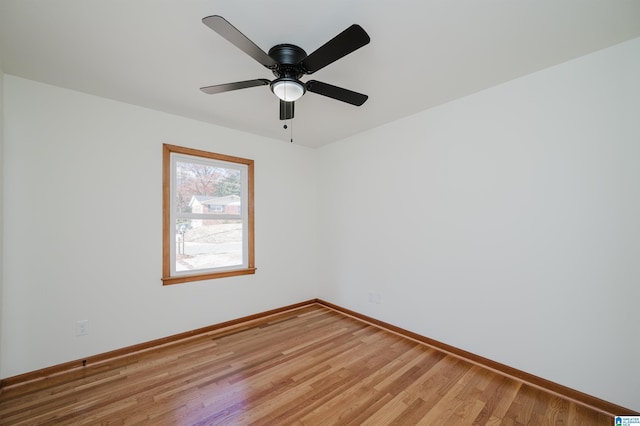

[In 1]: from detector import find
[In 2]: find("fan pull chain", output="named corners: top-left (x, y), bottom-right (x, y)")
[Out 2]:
top-left (283, 120), bottom-right (293, 143)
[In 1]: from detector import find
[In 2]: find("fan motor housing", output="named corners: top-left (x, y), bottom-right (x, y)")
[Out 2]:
top-left (269, 44), bottom-right (307, 78)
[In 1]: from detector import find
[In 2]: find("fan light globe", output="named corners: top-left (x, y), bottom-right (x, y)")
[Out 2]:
top-left (271, 79), bottom-right (305, 102)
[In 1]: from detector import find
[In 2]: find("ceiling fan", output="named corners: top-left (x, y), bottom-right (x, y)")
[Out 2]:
top-left (200, 15), bottom-right (370, 120)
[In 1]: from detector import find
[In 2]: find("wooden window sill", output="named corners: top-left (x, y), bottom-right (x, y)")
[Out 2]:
top-left (162, 268), bottom-right (256, 285)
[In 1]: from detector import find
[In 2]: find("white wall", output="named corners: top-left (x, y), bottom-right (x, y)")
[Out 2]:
top-left (317, 37), bottom-right (640, 411)
top-left (0, 68), bottom-right (5, 372)
top-left (1, 75), bottom-right (318, 377)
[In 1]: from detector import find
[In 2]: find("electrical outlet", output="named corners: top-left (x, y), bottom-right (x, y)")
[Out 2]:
top-left (76, 320), bottom-right (89, 336)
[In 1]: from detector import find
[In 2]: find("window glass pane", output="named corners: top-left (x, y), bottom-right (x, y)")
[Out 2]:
top-left (175, 160), bottom-right (242, 216)
top-left (175, 219), bottom-right (244, 272)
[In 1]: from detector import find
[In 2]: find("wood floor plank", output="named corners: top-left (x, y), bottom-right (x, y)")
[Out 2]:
top-left (0, 305), bottom-right (616, 425)
top-left (471, 374), bottom-right (522, 424)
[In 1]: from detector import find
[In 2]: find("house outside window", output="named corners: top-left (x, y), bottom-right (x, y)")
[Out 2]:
top-left (162, 144), bottom-right (255, 284)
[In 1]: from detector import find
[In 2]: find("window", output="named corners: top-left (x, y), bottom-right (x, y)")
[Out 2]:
top-left (162, 144), bottom-right (255, 284)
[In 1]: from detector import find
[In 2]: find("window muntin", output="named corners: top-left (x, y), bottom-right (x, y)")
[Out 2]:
top-left (163, 144), bottom-right (255, 284)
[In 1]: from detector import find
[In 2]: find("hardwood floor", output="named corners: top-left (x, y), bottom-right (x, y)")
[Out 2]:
top-left (0, 305), bottom-right (614, 425)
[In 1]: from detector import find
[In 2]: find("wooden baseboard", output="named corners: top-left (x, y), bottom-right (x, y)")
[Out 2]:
top-left (315, 299), bottom-right (638, 417)
top-left (2, 298), bottom-right (636, 416)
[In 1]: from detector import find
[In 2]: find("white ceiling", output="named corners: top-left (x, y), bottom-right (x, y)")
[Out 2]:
top-left (1, 0), bottom-right (639, 148)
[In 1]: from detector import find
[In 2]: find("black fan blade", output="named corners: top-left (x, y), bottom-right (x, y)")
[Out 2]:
top-left (306, 80), bottom-right (368, 106)
top-left (200, 79), bottom-right (270, 95)
top-left (301, 25), bottom-right (370, 74)
top-left (202, 15), bottom-right (277, 69)
top-left (280, 100), bottom-right (294, 120)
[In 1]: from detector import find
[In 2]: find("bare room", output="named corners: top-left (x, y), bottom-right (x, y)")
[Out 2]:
top-left (1, 0), bottom-right (639, 423)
